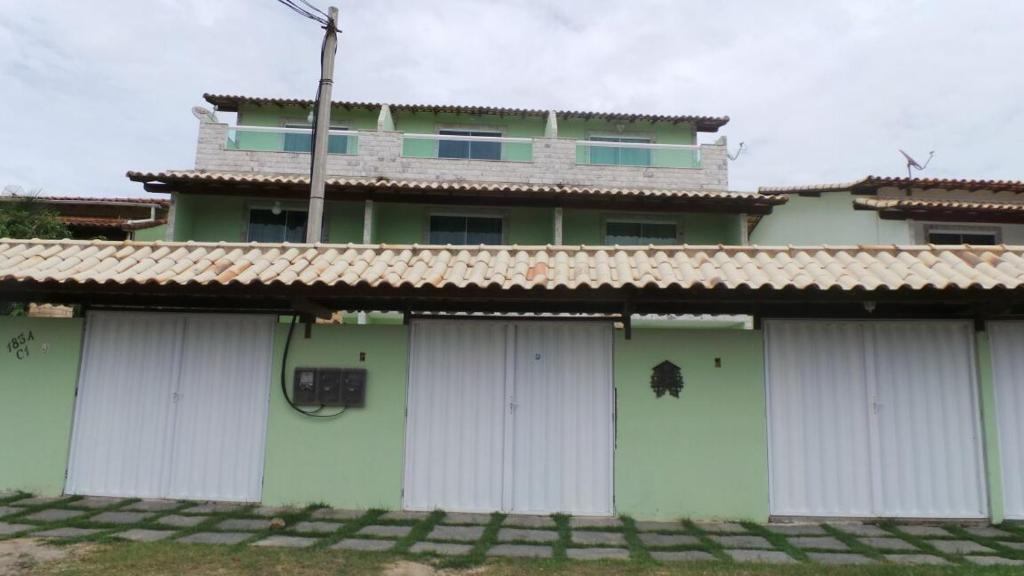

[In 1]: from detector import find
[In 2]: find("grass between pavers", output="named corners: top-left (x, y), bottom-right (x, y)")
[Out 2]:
top-left (821, 523), bottom-right (888, 562)
top-left (742, 521), bottom-right (808, 563)
top-left (619, 516), bottom-right (650, 562)
top-left (393, 509), bottom-right (443, 553)
top-left (27, 540), bottom-right (1024, 576)
top-left (944, 523), bottom-right (1024, 561)
top-left (434, 512), bottom-right (505, 569)
top-left (878, 520), bottom-right (967, 565)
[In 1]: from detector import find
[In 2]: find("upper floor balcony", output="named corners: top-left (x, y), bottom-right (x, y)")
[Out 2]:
top-left (195, 108), bottom-right (729, 191)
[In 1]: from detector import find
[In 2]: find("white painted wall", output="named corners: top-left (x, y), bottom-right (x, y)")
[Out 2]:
top-left (750, 193), bottom-right (912, 246)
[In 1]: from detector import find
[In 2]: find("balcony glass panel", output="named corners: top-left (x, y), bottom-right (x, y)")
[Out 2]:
top-left (226, 126), bottom-right (358, 155)
top-left (402, 133), bottom-right (533, 162)
top-left (576, 140), bottom-right (701, 168)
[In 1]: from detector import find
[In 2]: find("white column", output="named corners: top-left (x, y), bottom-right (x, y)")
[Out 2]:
top-left (358, 199), bottom-right (374, 325)
top-left (545, 110), bottom-right (558, 138)
top-left (553, 207), bottom-right (564, 244)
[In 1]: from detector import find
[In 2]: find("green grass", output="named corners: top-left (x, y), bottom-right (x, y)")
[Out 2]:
top-left (24, 541), bottom-right (1024, 576)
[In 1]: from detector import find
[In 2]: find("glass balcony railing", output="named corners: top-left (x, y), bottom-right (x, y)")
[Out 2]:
top-left (575, 140), bottom-right (702, 169)
top-left (226, 125), bottom-right (359, 155)
top-left (401, 133), bottom-right (533, 162)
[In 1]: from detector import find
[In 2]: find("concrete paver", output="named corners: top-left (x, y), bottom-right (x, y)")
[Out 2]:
top-left (410, 542), bottom-right (472, 556)
top-left (114, 529), bottom-right (176, 542)
top-left (25, 509), bottom-right (85, 522)
top-left (503, 515), bottom-right (556, 528)
top-left (570, 516), bottom-right (622, 528)
top-left (965, 526), bottom-right (1013, 538)
top-left (634, 521), bottom-right (687, 532)
top-left (486, 544), bottom-right (552, 558)
top-left (694, 522), bottom-right (746, 534)
top-left (965, 556), bottom-right (1024, 566)
top-left (0, 523), bottom-right (34, 536)
top-left (358, 525), bottom-right (412, 538)
top-left (157, 514), bottom-right (207, 528)
top-left (638, 533), bottom-right (699, 547)
top-left (441, 512), bottom-right (492, 525)
top-left (90, 511), bottom-right (154, 525)
top-left (69, 497), bottom-right (127, 510)
top-left (807, 552), bottom-right (876, 565)
top-left (572, 530), bottom-right (627, 546)
top-left (859, 537), bottom-right (917, 551)
top-left (831, 523), bottom-right (890, 537)
top-left (10, 496), bottom-right (70, 507)
top-left (34, 527), bottom-right (102, 539)
top-left (216, 518), bottom-right (272, 531)
top-left (182, 503), bottom-right (246, 514)
top-left (767, 524), bottom-right (826, 536)
top-left (788, 536), bottom-right (848, 551)
top-left (125, 500), bottom-right (181, 512)
top-left (567, 547), bottom-right (630, 560)
top-left (0, 508), bottom-right (17, 518)
top-left (252, 535), bottom-right (318, 548)
top-left (332, 538), bottom-right (395, 551)
top-left (726, 549), bottom-right (796, 563)
top-left (896, 525), bottom-right (950, 537)
top-left (293, 521), bottom-right (342, 534)
top-left (651, 550), bottom-right (716, 562)
top-left (710, 535), bottom-right (774, 549)
top-left (378, 511), bottom-right (429, 522)
top-left (928, 539), bottom-right (994, 554)
top-left (427, 525), bottom-right (484, 542)
top-left (177, 531), bottom-right (250, 545)
top-left (884, 554), bottom-right (949, 565)
top-left (311, 508), bottom-right (365, 521)
top-left (497, 528), bottom-right (558, 543)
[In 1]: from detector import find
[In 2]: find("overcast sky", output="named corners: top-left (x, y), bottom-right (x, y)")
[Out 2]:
top-left (1, 0), bottom-right (1022, 198)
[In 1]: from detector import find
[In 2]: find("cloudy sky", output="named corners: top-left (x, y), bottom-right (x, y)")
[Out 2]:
top-left (1, 0), bottom-right (1022, 198)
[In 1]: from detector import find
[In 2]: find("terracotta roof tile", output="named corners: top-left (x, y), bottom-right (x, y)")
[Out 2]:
top-left (2, 239), bottom-right (1024, 294)
top-left (853, 197), bottom-right (1024, 222)
top-left (760, 176), bottom-right (1024, 195)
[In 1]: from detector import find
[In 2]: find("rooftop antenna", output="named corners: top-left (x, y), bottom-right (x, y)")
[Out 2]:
top-left (899, 149), bottom-right (934, 179)
top-left (728, 142), bottom-right (746, 161)
top-left (191, 106), bottom-right (218, 124)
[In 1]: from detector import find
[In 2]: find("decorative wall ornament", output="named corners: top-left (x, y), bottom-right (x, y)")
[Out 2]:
top-left (651, 360), bottom-right (684, 398)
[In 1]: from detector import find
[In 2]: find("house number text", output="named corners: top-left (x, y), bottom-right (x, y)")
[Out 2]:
top-left (6, 330), bottom-right (35, 360)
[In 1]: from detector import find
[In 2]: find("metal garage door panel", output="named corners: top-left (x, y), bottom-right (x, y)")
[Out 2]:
top-left (765, 321), bottom-right (874, 517)
top-left (985, 322), bottom-right (1024, 519)
top-left (403, 321), bottom-right (508, 512)
top-left (871, 322), bottom-right (987, 518)
top-left (511, 323), bottom-right (614, 515)
top-left (167, 315), bottom-right (275, 502)
top-left (66, 313), bottom-right (184, 498)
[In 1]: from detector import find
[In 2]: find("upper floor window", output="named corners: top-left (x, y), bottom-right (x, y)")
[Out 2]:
top-left (605, 220), bottom-right (677, 245)
top-left (283, 124), bottom-right (350, 154)
top-left (429, 214), bottom-right (503, 244)
top-left (588, 136), bottom-right (652, 166)
top-left (437, 129), bottom-right (502, 160)
top-left (248, 208), bottom-right (308, 243)
top-left (926, 227), bottom-right (998, 245)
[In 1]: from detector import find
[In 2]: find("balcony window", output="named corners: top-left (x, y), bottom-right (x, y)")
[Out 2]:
top-left (429, 215), bottom-right (503, 244)
top-left (248, 208), bottom-right (309, 243)
top-left (437, 130), bottom-right (503, 160)
top-left (588, 136), bottom-right (653, 166)
top-left (926, 228), bottom-right (998, 245)
top-left (605, 221), bottom-right (678, 245)
top-left (282, 124), bottom-right (350, 154)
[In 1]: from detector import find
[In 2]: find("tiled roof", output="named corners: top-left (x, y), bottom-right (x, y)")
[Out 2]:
top-left (127, 171), bottom-right (783, 211)
top-left (759, 176), bottom-right (1024, 196)
top-left (202, 93), bottom-right (730, 131)
top-left (853, 197), bottom-right (1024, 223)
top-left (59, 217), bottom-right (168, 231)
top-left (1, 195), bottom-right (169, 207)
top-left (2, 239), bottom-right (1023, 293)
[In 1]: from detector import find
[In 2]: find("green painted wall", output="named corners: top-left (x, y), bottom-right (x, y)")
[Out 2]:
top-left (976, 332), bottom-right (1005, 523)
top-left (0, 317), bottom-right (83, 496)
top-left (132, 224), bottom-right (166, 242)
top-left (750, 193), bottom-right (912, 245)
top-left (614, 328), bottom-right (769, 521)
top-left (172, 195), bottom-right (364, 243)
top-left (261, 323), bottom-right (408, 509)
top-left (564, 210), bottom-right (741, 245)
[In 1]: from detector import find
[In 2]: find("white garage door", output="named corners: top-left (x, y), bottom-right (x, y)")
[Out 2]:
top-left (403, 321), bottom-right (614, 515)
top-left (988, 322), bottom-right (1024, 520)
top-left (66, 312), bottom-right (275, 502)
top-left (766, 320), bottom-right (987, 519)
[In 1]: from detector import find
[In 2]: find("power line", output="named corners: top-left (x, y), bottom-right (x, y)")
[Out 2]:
top-left (275, 0), bottom-right (330, 25)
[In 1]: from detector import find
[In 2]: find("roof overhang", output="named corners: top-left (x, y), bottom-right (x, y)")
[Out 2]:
top-left (4, 239), bottom-right (1024, 319)
top-left (128, 171), bottom-right (784, 215)
top-left (853, 198), bottom-right (1024, 224)
top-left (759, 176), bottom-right (1024, 197)
top-left (202, 93), bottom-right (730, 132)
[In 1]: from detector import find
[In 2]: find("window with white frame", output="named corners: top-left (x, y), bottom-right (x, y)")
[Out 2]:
top-left (429, 214), bottom-right (503, 244)
top-left (247, 208), bottom-right (309, 243)
top-left (437, 129), bottom-right (503, 160)
top-left (282, 124), bottom-right (350, 154)
top-left (605, 220), bottom-right (677, 245)
top-left (588, 135), bottom-right (652, 166)
top-left (926, 227), bottom-right (999, 245)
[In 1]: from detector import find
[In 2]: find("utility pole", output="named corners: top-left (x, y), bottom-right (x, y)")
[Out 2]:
top-left (305, 6), bottom-right (339, 244)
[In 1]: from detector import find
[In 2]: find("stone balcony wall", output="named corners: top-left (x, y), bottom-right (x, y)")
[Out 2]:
top-left (195, 123), bottom-right (729, 191)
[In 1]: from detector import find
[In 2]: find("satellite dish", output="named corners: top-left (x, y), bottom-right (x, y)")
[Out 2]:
top-left (191, 106), bottom-right (218, 124)
top-left (899, 149), bottom-right (934, 178)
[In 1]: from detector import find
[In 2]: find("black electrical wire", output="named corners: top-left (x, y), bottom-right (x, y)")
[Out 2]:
top-left (280, 315), bottom-right (347, 418)
top-left (275, 0), bottom-right (329, 25)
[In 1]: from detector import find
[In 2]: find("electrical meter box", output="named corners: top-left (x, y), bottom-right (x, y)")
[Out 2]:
top-left (293, 368), bottom-right (367, 407)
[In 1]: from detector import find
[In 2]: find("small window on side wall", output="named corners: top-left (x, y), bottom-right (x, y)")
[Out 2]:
top-left (429, 215), bottom-right (503, 245)
top-left (605, 221), bottom-right (678, 245)
top-left (926, 228), bottom-right (998, 245)
top-left (248, 208), bottom-right (309, 243)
